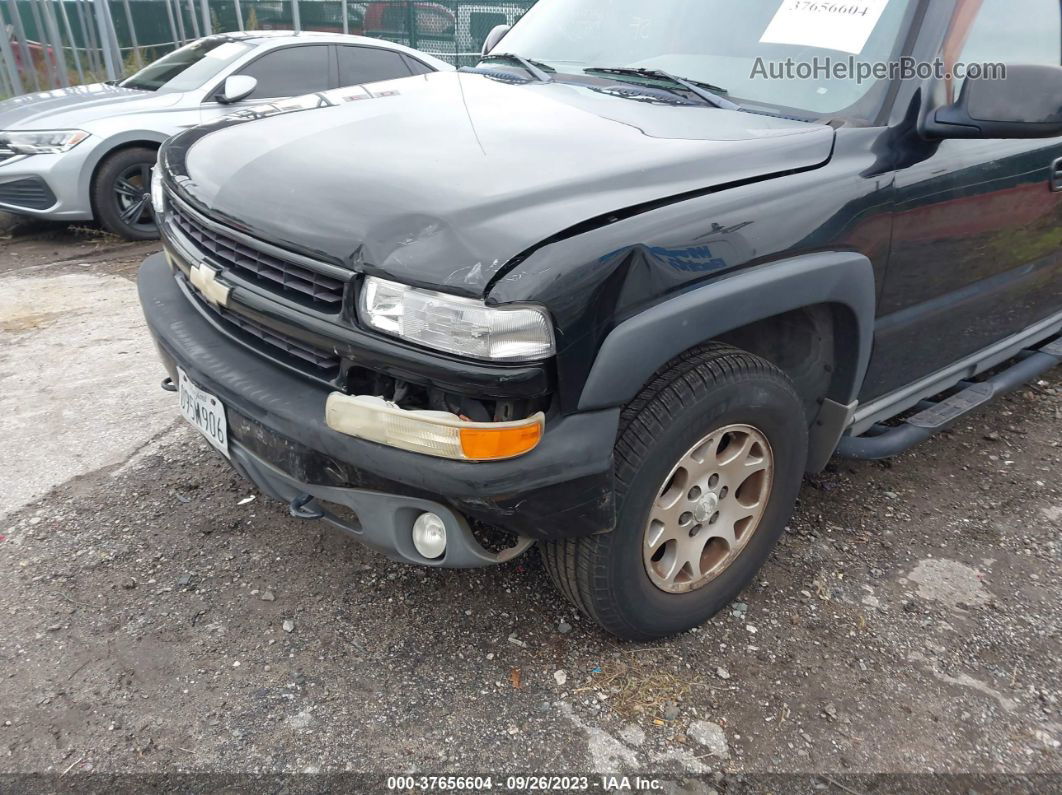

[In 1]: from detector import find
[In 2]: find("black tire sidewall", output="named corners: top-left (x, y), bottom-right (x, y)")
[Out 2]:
top-left (92, 148), bottom-right (159, 241)
top-left (606, 374), bottom-right (806, 639)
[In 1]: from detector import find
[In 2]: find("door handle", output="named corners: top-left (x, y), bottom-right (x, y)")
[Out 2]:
top-left (1052, 157), bottom-right (1062, 192)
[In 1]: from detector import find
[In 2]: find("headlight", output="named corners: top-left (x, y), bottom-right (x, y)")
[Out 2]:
top-left (0, 129), bottom-right (89, 154)
top-left (360, 276), bottom-right (555, 362)
top-left (150, 160), bottom-right (166, 216)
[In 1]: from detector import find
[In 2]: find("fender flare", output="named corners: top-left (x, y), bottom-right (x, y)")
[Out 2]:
top-left (578, 251), bottom-right (877, 413)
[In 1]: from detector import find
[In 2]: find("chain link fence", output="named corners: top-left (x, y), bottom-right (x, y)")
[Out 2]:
top-left (0, 0), bottom-right (537, 98)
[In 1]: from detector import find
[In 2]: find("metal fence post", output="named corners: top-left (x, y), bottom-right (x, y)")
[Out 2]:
top-left (341, 0), bottom-right (348, 34)
top-left (75, 0), bottom-right (100, 75)
top-left (6, 0), bottom-right (41, 91)
top-left (28, 0), bottom-right (59, 88)
top-left (291, 0), bottom-right (300, 32)
top-left (406, 1), bottom-right (416, 50)
top-left (163, 0), bottom-right (180, 46)
top-left (186, 0), bottom-right (201, 38)
top-left (56, 0), bottom-right (85, 83)
top-left (0, 52), bottom-right (11, 96)
top-left (120, 0), bottom-right (142, 67)
top-left (0, 3), bottom-right (24, 95)
top-left (41, 0), bottom-right (70, 87)
top-left (104, 0), bottom-right (123, 74)
top-left (172, 0), bottom-right (187, 44)
top-left (92, 0), bottom-right (118, 80)
top-left (233, 0), bottom-right (243, 31)
top-left (199, 0), bottom-right (210, 35)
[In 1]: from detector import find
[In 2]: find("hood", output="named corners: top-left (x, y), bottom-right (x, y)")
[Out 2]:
top-left (166, 71), bottom-right (835, 296)
top-left (0, 83), bottom-right (183, 129)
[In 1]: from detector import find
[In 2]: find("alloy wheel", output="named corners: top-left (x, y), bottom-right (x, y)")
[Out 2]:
top-left (643, 424), bottom-right (775, 594)
top-left (113, 163), bottom-right (155, 234)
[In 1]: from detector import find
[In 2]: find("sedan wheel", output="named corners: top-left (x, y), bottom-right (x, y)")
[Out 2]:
top-left (92, 146), bottom-right (160, 241)
top-left (113, 163), bottom-right (155, 235)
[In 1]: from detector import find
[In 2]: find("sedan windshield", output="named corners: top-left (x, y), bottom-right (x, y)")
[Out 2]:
top-left (121, 39), bottom-right (254, 93)
top-left (498, 0), bottom-right (915, 116)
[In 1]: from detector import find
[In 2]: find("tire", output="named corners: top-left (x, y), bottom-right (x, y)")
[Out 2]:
top-left (542, 343), bottom-right (808, 641)
top-left (91, 146), bottom-right (160, 241)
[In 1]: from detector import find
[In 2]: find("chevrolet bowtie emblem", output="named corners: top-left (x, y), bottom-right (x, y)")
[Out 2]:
top-left (189, 263), bottom-right (231, 308)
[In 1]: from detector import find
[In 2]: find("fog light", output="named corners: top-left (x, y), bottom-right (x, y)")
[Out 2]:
top-left (412, 512), bottom-right (447, 559)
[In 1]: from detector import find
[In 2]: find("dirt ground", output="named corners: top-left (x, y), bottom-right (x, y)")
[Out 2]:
top-left (0, 222), bottom-right (1059, 789)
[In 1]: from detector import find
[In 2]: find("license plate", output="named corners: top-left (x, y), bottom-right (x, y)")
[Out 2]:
top-left (177, 368), bottom-right (229, 459)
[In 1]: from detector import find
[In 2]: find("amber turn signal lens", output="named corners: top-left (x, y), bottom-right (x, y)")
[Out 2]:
top-left (326, 394), bottom-right (544, 461)
top-left (460, 422), bottom-right (543, 461)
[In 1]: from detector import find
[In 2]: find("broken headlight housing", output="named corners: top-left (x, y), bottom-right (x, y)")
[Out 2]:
top-left (360, 276), bottom-right (555, 362)
top-left (150, 154), bottom-right (166, 216)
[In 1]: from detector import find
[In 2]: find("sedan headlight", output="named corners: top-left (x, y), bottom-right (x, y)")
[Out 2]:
top-left (360, 276), bottom-right (555, 362)
top-left (0, 129), bottom-right (90, 154)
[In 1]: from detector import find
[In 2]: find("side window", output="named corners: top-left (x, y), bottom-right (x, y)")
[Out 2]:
top-left (236, 45), bottom-right (330, 99)
top-left (402, 55), bottom-right (434, 76)
top-left (337, 46), bottom-right (413, 87)
top-left (957, 0), bottom-right (1061, 74)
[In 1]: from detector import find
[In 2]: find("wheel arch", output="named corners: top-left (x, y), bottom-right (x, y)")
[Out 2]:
top-left (577, 251), bottom-right (877, 471)
top-left (81, 134), bottom-right (166, 214)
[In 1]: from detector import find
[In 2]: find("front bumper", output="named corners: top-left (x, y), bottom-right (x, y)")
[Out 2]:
top-left (0, 146), bottom-right (96, 220)
top-left (138, 252), bottom-right (619, 560)
top-left (228, 438), bottom-right (535, 567)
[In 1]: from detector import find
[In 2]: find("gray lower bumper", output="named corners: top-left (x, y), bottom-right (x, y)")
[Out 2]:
top-left (0, 149), bottom-right (96, 220)
top-left (228, 439), bottom-right (534, 568)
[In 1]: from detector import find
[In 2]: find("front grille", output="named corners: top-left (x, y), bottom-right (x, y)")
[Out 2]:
top-left (0, 177), bottom-right (55, 210)
top-left (181, 272), bottom-right (341, 376)
top-left (169, 200), bottom-right (346, 310)
top-left (218, 305), bottom-right (341, 373)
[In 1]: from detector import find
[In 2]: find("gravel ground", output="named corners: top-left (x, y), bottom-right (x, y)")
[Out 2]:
top-left (0, 224), bottom-right (1060, 788)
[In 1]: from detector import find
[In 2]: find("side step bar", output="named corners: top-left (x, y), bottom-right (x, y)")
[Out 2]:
top-left (837, 337), bottom-right (1061, 460)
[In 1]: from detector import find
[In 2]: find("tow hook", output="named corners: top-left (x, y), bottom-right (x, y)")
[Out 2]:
top-left (289, 493), bottom-right (325, 520)
top-left (161, 377), bottom-right (177, 392)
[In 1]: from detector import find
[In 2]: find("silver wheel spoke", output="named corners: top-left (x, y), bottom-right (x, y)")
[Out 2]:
top-left (705, 516), bottom-right (738, 547)
top-left (649, 497), bottom-right (688, 534)
top-left (645, 518), bottom-right (680, 551)
top-left (677, 536), bottom-right (706, 579)
top-left (717, 434), bottom-right (767, 483)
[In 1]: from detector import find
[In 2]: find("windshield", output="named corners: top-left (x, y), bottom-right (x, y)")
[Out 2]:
top-left (498, 0), bottom-right (916, 116)
top-left (120, 39), bottom-right (254, 93)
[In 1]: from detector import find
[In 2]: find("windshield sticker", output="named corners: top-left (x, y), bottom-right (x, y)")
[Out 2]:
top-left (759, 0), bottom-right (891, 55)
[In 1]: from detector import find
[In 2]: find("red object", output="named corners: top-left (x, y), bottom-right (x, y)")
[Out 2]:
top-left (8, 32), bottom-right (58, 74)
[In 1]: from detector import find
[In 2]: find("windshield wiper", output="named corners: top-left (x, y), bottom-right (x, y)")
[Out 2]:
top-left (583, 67), bottom-right (742, 111)
top-left (480, 52), bottom-right (554, 83)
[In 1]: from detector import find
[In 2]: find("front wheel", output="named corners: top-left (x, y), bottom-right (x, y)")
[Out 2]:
top-left (92, 146), bottom-right (160, 241)
top-left (542, 343), bottom-right (808, 641)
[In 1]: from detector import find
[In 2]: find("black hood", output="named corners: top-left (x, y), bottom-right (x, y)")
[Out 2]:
top-left (163, 71), bottom-right (835, 297)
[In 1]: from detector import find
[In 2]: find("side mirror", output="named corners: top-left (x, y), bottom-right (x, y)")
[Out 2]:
top-left (481, 24), bottom-right (510, 56)
top-left (920, 64), bottom-right (1062, 140)
top-left (216, 75), bottom-right (257, 104)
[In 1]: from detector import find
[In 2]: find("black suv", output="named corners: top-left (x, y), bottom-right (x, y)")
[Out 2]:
top-left (139, 0), bottom-right (1062, 640)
